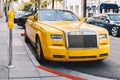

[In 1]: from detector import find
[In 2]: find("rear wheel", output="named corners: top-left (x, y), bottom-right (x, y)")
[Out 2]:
top-left (24, 27), bottom-right (29, 43)
top-left (36, 38), bottom-right (45, 64)
top-left (111, 26), bottom-right (119, 37)
top-left (25, 35), bottom-right (29, 43)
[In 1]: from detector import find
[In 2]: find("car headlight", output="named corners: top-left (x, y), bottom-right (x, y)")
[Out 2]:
top-left (99, 34), bottom-right (107, 40)
top-left (51, 34), bottom-right (62, 40)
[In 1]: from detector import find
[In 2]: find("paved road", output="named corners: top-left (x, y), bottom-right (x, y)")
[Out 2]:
top-left (18, 23), bottom-right (120, 80)
top-left (41, 36), bottom-right (120, 80)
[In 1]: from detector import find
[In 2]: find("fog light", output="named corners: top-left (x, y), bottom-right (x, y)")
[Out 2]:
top-left (53, 55), bottom-right (65, 58)
top-left (99, 53), bottom-right (108, 57)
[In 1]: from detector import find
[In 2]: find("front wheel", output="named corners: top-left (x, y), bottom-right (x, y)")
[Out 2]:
top-left (111, 26), bottom-right (119, 37)
top-left (25, 35), bottom-right (29, 43)
top-left (24, 27), bottom-right (29, 43)
top-left (36, 38), bottom-right (45, 64)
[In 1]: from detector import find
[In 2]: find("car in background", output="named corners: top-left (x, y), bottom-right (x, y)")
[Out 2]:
top-left (87, 13), bottom-right (120, 37)
top-left (17, 10), bottom-right (37, 28)
top-left (17, 13), bottom-right (32, 28)
top-left (14, 11), bottom-right (26, 23)
top-left (25, 9), bottom-right (110, 63)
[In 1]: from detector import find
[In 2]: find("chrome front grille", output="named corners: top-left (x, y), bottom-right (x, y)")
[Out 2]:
top-left (66, 31), bottom-right (98, 48)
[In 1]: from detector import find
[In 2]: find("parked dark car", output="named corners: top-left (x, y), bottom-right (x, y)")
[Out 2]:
top-left (17, 10), bottom-right (37, 28)
top-left (14, 11), bottom-right (26, 23)
top-left (87, 13), bottom-right (120, 37)
top-left (17, 13), bottom-right (32, 28)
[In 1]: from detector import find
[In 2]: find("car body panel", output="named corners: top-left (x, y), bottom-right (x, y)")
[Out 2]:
top-left (25, 9), bottom-right (110, 62)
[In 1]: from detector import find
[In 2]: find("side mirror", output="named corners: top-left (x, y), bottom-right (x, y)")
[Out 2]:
top-left (28, 16), bottom-right (35, 21)
top-left (78, 16), bottom-right (87, 22)
top-left (78, 16), bottom-right (83, 21)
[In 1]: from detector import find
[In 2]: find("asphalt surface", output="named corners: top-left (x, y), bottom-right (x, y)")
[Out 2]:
top-left (38, 32), bottom-right (120, 80)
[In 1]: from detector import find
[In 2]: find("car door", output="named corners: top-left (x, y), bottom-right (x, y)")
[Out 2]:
top-left (92, 16), bottom-right (102, 26)
top-left (26, 18), bottom-right (33, 41)
top-left (98, 15), bottom-right (111, 33)
top-left (88, 15), bottom-right (101, 26)
top-left (28, 12), bottom-right (39, 44)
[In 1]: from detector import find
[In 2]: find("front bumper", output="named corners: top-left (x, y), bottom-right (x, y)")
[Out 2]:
top-left (44, 45), bottom-right (110, 62)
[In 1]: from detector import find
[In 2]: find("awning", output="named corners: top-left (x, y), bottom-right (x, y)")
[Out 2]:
top-left (100, 3), bottom-right (118, 9)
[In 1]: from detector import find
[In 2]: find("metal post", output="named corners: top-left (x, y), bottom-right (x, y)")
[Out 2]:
top-left (7, 29), bottom-right (14, 68)
top-left (52, 0), bottom-right (54, 9)
top-left (35, 0), bottom-right (37, 11)
top-left (83, 0), bottom-right (87, 17)
top-left (38, 0), bottom-right (40, 9)
top-left (6, 0), bottom-right (8, 22)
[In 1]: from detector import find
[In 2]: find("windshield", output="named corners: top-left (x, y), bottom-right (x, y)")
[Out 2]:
top-left (39, 10), bottom-right (79, 21)
top-left (108, 14), bottom-right (120, 21)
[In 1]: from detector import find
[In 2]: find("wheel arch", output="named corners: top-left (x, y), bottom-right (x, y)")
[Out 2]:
top-left (35, 33), bottom-right (43, 48)
top-left (35, 33), bottom-right (45, 58)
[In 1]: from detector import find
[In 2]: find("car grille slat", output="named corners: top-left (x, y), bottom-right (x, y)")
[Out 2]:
top-left (69, 56), bottom-right (97, 59)
top-left (68, 35), bottom-right (84, 48)
top-left (67, 31), bottom-right (97, 48)
top-left (83, 35), bottom-right (97, 48)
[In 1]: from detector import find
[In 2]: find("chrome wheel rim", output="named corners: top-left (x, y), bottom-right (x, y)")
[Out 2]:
top-left (111, 27), bottom-right (118, 37)
top-left (36, 39), bottom-right (41, 58)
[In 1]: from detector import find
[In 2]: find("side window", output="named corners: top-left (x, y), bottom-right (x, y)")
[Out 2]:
top-left (100, 15), bottom-right (107, 20)
top-left (94, 16), bottom-right (100, 20)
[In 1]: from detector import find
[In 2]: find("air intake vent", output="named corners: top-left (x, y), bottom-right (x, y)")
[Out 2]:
top-left (69, 56), bottom-right (97, 59)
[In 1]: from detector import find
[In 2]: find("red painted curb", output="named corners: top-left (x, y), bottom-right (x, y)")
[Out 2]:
top-left (37, 65), bottom-right (86, 80)
top-left (20, 33), bottom-right (26, 37)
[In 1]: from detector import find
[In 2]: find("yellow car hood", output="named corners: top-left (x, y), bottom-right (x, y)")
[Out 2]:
top-left (40, 21), bottom-right (107, 32)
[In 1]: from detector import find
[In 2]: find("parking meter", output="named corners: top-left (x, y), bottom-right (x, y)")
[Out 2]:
top-left (8, 10), bottom-right (14, 29)
top-left (7, 10), bottom-right (15, 68)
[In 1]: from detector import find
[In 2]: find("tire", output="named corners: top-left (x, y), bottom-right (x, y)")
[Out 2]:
top-left (111, 26), bottom-right (119, 37)
top-left (22, 25), bottom-right (25, 29)
top-left (24, 27), bottom-right (29, 43)
top-left (36, 37), bottom-right (45, 64)
top-left (25, 35), bottom-right (29, 43)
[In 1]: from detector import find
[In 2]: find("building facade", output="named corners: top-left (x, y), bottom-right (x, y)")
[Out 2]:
top-left (65, 0), bottom-right (120, 17)
top-left (87, 0), bottom-right (120, 15)
top-left (65, 0), bottom-right (82, 16)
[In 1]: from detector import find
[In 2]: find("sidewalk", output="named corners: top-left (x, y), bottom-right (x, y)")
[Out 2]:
top-left (0, 18), bottom-right (8, 80)
top-left (0, 18), bottom-right (73, 80)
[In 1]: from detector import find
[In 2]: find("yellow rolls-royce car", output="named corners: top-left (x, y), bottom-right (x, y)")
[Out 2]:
top-left (25, 9), bottom-right (110, 63)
